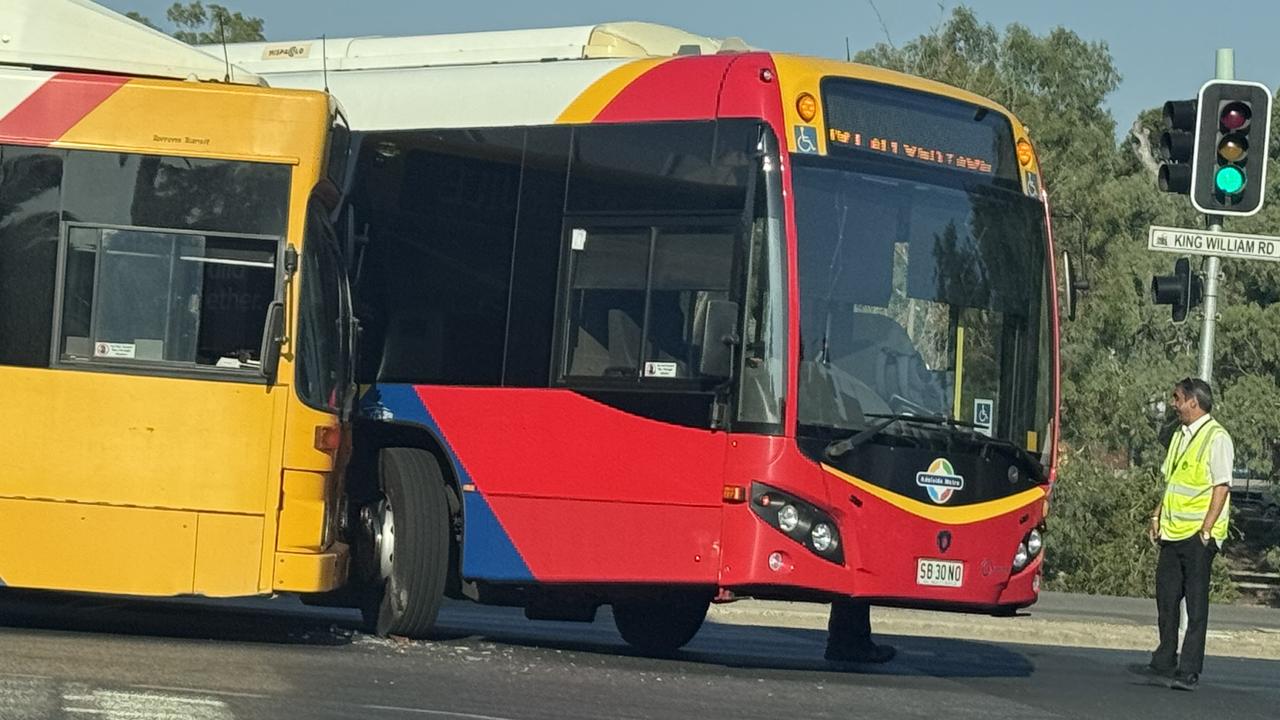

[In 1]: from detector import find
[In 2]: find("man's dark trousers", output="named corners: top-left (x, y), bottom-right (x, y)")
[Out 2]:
top-left (1152, 536), bottom-right (1217, 675)
top-left (828, 599), bottom-right (872, 647)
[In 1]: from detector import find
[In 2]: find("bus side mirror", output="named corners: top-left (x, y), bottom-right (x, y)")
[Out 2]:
top-left (1062, 251), bottom-right (1089, 321)
top-left (260, 301), bottom-right (286, 385)
top-left (699, 299), bottom-right (741, 380)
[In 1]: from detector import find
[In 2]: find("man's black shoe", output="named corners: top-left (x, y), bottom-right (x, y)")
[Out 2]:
top-left (825, 642), bottom-right (896, 664)
top-left (1170, 672), bottom-right (1199, 691)
top-left (1126, 663), bottom-right (1175, 679)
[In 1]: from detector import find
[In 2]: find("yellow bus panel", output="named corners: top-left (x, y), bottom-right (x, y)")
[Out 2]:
top-left (0, 498), bottom-right (197, 595)
top-left (3, 367), bottom-right (278, 515)
top-left (193, 513), bottom-right (264, 597)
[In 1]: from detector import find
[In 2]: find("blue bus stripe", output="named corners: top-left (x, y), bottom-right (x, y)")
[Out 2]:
top-left (365, 383), bottom-right (533, 581)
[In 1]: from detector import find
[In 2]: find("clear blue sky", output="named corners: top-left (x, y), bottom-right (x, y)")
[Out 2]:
top-left (102, 0), bottom-right (1279, 139)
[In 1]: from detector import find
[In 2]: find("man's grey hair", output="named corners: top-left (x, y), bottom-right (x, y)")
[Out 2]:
top-left (1176, 377), bottom-right (1214, 413)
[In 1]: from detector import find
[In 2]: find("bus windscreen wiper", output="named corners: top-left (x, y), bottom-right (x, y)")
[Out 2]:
top-left (824, 412), bottom-right (957, 458)
top-left (846, 412), bottom-right (1045, 483)
top-left (965, 431), bottom-right (1046, 483)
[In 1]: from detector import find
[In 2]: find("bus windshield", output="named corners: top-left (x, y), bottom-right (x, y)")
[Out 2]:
top-left (793, 155), bottom-right (1052, 454)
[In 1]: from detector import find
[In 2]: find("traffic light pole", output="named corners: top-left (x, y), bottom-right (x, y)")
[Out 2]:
top-left (1197, 49), bottom-right (1233, 385)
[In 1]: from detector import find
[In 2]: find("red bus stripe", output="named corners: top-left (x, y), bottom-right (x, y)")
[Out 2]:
top-left (0, 72), bottom-right (129, 146)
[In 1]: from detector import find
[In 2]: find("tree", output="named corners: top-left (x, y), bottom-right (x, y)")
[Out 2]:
top-left (124, 11), bottom-right (158, 30)
top-left (128, 2), bottom-right (265, 44)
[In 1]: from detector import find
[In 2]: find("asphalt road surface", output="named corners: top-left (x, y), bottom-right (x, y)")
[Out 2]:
top-left (0, 590), bottom-right (1275, 720)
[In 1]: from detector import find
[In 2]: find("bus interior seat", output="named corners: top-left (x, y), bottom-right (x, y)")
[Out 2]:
top-left (798, 359), bottom-right (865, 428)
top-left (832, 311), bottom-right (947, 413)
top-left (607, 308), bottom-right (642, 373)
top-left (569, 326), bottom-right (609, 376)
top-left (689, 290), bottom-right (713, 371)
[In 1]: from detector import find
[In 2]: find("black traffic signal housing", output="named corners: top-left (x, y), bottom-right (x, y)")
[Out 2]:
top-left (1190, 80), bottom-right (1273, 216)
top-left (1151, 257), bottom-right (1203, 323)
top-left (1158, 99), bottom-right (1197, 195)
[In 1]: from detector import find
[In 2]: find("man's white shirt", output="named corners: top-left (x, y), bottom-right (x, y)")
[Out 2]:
top-left (1171, 414), bottom-right (1234, 487)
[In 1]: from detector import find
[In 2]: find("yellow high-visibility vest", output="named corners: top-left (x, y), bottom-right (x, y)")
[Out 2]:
top-left (1159, 419), bottom-right (1230, 543)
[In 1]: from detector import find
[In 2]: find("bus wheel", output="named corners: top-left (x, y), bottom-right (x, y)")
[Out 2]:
top-left (362, 447), bottom-right (450, 639)
top-left (612, 590), bottom-right (711, 656)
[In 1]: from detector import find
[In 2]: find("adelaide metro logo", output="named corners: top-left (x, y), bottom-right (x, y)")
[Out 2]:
top-left (916, 458), bottom-right (964, 504)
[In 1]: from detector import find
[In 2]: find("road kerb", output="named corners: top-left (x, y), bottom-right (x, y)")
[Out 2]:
top-left (706, 601), bottom-right (1280, 661)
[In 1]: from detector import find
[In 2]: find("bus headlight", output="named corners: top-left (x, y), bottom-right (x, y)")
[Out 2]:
top-left (750, 482), bottom-right (844, 565)
top-left (811, 523), bottom-right (837, 553)
top-left (778, 504), bottom-right (800, 532)
top-left (1012, 542), bottom-right (1030, 572)
top-left (1026, 528), bottom-right (1043, 557)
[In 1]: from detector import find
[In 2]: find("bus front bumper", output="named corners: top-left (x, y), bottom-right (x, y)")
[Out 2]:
top-left (273, 542), bottom-right (349, 593)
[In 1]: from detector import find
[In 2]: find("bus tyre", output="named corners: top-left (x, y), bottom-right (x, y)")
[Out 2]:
top-left (612, 591), bottom-right (711, 656)
top-left (364, 447), bottom-right (450, 639)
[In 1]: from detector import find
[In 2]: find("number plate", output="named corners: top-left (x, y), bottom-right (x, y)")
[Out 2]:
top-left (916, 558), bottom-right (964, 587)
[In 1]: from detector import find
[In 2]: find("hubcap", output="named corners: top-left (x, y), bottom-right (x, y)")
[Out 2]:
top-left (361, 498), bottom-right (396, 580)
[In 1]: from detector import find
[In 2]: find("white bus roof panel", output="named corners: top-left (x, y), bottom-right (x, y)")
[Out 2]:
top-left (215, 22), bottom-right (746, 75)
top-left (0, 0), bottom-right (262, 85)
top-left (256, 58), bottom-right (637, 131)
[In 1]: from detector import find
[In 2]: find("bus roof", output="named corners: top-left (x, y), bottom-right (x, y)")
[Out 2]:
top-left (0, 0), bottom-right (263, 85)
top-left (212, 22), bottom-right (751, 74)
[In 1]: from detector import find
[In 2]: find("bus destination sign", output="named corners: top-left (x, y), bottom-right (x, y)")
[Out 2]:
top-left (821, 77), bottom-right (1016, 181)
top-left (827, 127), bottom-right (994, 174)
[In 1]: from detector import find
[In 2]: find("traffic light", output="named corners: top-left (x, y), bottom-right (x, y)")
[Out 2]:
top-left (1151, 257), bottom-right (1203, 323)
top-left (1158, 99), bottom-right (1197, 195)
top-left (1191, 80), bottom-right (1273, 216)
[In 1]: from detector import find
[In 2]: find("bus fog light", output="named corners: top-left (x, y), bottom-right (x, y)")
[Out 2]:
top-left (811, 523), bottom-right (837, 553)
top-left (768, 551), bottom-right (787, 572)
top-left (778, 504), bottom-right (800, 532)
top-left (1027, 528), bottom-right (1043, 557)
top-left (1012, 542), bottom-right (1029, 571)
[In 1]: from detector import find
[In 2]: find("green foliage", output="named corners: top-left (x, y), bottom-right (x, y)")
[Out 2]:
top-left (857, 5), bottom-right (1280, 599)
top-left (124, 11), bottom-right (158, 29)
top-left (1263, 547), bottom-right (1280, 573)
top-left (128, 2), bottom-right (265, 44)
top-left (1042, 460), bottom-right (1160, 597)
top-left (1043, 460), bottom-right (1237, 602)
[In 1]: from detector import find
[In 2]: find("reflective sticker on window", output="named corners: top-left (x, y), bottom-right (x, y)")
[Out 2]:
top-left (643, 361), bottom-right (678, 378)
top-left (94, 342), bottom-right (136, 359)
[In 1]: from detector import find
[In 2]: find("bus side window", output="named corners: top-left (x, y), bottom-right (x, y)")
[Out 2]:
top-left (56, 226), bottom-right (278, 373)
top-left (0, 145), bottom-right (63, 368)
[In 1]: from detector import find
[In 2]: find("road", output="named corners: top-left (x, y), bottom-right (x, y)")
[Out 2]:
top-left (0, 590), bottom-right (1275, 720)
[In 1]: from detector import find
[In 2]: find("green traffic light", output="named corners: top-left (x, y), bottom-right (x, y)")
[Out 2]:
top-left (1215, 165), bottom-right (1245, 194)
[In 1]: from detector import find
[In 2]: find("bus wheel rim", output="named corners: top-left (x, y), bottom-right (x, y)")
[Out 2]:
top-left (377, 499), bottom-right (396, 580)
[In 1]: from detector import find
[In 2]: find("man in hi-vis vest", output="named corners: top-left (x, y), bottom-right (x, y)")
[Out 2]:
top-left (1130, 377), bottom-right (1233, 692)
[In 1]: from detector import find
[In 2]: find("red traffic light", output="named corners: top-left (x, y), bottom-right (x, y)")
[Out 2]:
top-left (1220, 102), bottom-right (1250, 131)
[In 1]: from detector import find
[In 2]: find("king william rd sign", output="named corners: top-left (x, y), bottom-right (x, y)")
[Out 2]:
top-left (1148, 225), bottom-right (1280, 263)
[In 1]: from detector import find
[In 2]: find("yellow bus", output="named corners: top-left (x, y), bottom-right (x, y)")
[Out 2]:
top-left (0, 2), bottom-right (352, 601)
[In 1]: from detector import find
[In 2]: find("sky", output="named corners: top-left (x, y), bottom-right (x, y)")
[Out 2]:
top-left (100, 0), bottom-right (1280, 139)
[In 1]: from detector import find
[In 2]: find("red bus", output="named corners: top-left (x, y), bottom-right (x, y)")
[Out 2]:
top-left (224, 23), bottom-right (1059, 650)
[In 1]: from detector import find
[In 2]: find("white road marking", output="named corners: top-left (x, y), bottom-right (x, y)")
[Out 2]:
top-left (131, 685), bottom-right (269, 700)
top-left (61, 688), bottom-right (235, 720)
top-left (360, 704), bottom-right (519, 720)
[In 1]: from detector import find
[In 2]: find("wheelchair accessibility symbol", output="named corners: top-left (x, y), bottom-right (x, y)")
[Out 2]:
top-left (793, 125), bottom-right (819, 154)
top-left (974, 398), bottom-right (994, 436)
